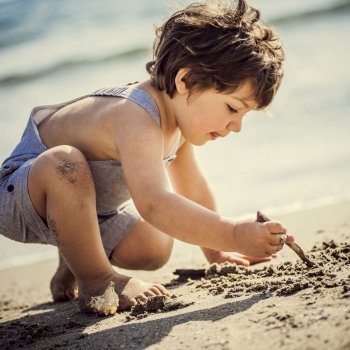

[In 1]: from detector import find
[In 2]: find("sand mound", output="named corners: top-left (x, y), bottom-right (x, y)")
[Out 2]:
top-left (171, 240), bottom-right (350, 300)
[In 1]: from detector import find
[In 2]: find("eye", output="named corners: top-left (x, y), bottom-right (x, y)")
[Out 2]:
top-left (227, 104), bottom-right (238, 113)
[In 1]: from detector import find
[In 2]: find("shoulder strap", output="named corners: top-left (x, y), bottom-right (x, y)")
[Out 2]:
top-left (92, 86), bottom-right (161, 125)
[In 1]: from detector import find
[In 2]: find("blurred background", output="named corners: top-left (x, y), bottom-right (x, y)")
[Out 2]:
top-left (1, 0), bottom-right (349, 268)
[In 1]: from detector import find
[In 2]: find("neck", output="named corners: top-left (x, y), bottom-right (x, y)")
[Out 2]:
top-left (137, 80), bottom-right (178, 134)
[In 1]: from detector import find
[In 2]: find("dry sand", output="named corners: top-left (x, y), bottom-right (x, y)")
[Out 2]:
top-left (0, 201), bottom-right (350, 350)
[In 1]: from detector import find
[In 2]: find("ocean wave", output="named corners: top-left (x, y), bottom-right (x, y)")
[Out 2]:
top-left (0, 0), bottom-right (349, 87)
top-left (0, 46), bottom-right (150, 85)
top-left (0, 250), bottom-right (56, 271)
top-left (271, 0), bottom-right (350, 26)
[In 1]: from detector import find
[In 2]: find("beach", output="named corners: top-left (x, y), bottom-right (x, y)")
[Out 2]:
top-left (1, 201), bottom-right (350, 349)
top-left (1, 0), bottom-right (350, 267)
top-left (0, 0), bottom-right (350, 270)
top-left (1, 0), bottom-right (350, 348)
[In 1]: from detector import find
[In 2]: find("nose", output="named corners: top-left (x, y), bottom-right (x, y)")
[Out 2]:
top-left (227, 114), bottom-right (244, 133)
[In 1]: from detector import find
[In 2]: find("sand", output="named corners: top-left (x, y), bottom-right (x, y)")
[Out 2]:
top-left (0, 201), bottom-right (350, 350)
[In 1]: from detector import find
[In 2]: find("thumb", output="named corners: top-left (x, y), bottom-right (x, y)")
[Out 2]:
top-left (286, 234), bottom-right (295, 243)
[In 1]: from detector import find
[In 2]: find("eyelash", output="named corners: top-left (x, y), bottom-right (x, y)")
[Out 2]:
top-left (227, 105), bottom-right (238, 113)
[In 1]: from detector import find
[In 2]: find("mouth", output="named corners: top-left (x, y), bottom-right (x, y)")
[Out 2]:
top-left (209, 132), bottom-right (221, 140)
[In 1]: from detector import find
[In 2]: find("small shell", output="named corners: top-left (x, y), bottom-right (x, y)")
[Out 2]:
top-left (89, 281), bottom-right (119, 315)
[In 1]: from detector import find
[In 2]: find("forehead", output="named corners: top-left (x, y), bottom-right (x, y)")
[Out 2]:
top-left (188, 80), bottom-right (258, 108)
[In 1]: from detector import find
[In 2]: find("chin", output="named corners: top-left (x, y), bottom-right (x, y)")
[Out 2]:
top-left (183, 132), bottom-right (208, 146)
top-left (193, 139), bottom-right (207, 146)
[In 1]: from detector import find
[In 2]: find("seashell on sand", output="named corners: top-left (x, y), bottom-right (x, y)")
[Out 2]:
top-left (89, 281), bottom-right (119, 315)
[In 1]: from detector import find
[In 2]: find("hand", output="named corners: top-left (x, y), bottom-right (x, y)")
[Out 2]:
top-left (206, 250), bottom-right (276, 267)
top-left (233, 218), bottom-right (294, 258)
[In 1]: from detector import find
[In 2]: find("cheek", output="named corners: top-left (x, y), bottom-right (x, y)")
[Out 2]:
top-left (190, 114), bottom-right (211, 134)
top-left (186, 97), bottom-right (221, 133)
top-left (191, 104), bottom-right (214, 128)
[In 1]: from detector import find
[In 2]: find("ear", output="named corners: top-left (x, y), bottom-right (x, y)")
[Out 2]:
top-left (175, 68), bottom-right (190, 95)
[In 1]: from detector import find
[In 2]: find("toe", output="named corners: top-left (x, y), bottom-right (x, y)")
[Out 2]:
top-left (118, 296), bottom-right (137, 311)
top-left (51, 284), bottom-right (77, 302)
top-left (155, 284), bottom-right (171, 296)
top-left (149, 287), bottom-right (162, 296)
top-left (51, 285), bottom-right (66, 302)
top-left (66, 289), bottom-right (78, 300)
top-left (136, 294), bottom-right (148, 303)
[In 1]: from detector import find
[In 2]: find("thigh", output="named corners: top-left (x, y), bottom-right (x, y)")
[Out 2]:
top-left (110, 217), bottom-right (174, 269)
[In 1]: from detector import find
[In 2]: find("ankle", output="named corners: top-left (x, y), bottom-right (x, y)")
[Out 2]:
top-left (77, 268), bottom-right (114, 292)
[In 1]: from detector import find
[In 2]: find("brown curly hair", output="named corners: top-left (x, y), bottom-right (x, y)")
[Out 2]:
top-left (146, 0), bottom-right (284, 108)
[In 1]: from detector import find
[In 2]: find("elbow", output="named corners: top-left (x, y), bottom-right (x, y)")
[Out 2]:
top-left (136, 201), bottom-right (156, 223)
top-left (133, 191), bottom-right (168, 224)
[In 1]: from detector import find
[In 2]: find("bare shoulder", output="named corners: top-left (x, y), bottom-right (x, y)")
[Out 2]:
top-left (111, 98), bottom-right (164, 153)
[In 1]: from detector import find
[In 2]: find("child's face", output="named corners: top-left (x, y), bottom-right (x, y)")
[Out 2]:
top-left (175, 81), bottom-right (258, 146)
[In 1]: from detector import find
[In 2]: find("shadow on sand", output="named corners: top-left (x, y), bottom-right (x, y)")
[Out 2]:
top-left (0, 293), bottom-right (268, 349)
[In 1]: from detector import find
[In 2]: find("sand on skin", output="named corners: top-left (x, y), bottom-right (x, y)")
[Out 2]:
top-left (0, 201), bottom-right (350, 350)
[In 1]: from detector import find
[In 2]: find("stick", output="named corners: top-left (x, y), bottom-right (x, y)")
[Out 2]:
top-left (256, 211), bottom-right (315, 268)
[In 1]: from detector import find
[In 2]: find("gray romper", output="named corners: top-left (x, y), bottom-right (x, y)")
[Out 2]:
top-left (0, 86), bottom-right (179, 257)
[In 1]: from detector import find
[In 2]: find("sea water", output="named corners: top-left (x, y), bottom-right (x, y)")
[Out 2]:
top-left (1, 0), bottom-right (349, 269)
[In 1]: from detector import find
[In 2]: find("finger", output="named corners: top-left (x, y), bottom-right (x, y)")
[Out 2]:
top-left (265, 221), bottom-right (287, 234)
top-left (269, 233), bottom-right (286, 246)
top-left (227, 257), bottom-right (250, 266)
top-left (286, 234), bottom-right (295, 243)
top-left (250, 257), bottom-right (272, 264)
top-left (242, 256), bottom-right (273, 264)
top-left (265, 246), bottom-right (278, 256)
top-left (272, 243), bottom-right (284, 254)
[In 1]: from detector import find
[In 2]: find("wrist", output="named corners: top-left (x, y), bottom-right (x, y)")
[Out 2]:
top-left (221, 217), bottom-right (238, 252)
top-left (201, 247), bottom-right (221, 262)
top-left (231, 220), bottom-right (239, 252)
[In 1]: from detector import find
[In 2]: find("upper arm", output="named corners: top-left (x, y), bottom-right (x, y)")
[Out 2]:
top-left (114, 102), bottom-right (171, 216)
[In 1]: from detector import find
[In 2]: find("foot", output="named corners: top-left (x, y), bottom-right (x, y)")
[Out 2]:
top-left (50, 254), bottom-right (78, 302)
top-left (78, 271), bottom-right (171, 315)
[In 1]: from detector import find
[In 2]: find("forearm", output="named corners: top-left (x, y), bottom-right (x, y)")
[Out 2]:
top-left (141, 191), bottom-right (236, 252)
top-left (179, 184), bottom-right (225, 260)
top-left (178, 183), bottom-right (224, 263)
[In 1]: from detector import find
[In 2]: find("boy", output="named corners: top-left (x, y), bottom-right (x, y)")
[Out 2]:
top-left (0, 0), bottom-right (293, 314)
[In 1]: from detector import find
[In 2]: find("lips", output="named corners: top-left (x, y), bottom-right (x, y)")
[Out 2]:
top-left (210, 132), bottom-right (221, 140)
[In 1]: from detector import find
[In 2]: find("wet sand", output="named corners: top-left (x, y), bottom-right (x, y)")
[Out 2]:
top-left (0, 201), bottom-right (350, 349)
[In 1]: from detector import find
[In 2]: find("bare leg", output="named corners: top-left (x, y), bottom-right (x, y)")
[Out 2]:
top-left (110, 218), bottom-right (173, 271)
top-left (28, 146), bottom-right (170, 313)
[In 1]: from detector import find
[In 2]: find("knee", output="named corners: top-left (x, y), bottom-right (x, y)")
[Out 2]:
top-left (147, 236), bottom-right (175, 270)
top-left (142, 247), bottom-right (172, 271)
top-left (35, 146), bottom-right (93, 188)
top-left (111, 238), bottom-right (173, 271)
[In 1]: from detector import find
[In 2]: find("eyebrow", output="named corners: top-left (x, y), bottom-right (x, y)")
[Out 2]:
top-left (228, 96), bottom-right (255, 109)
